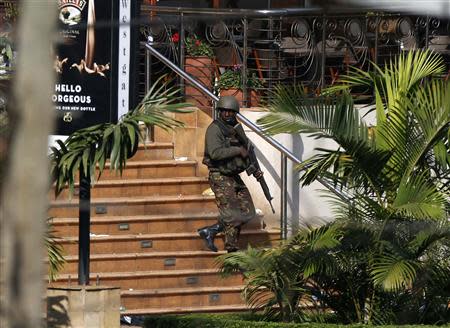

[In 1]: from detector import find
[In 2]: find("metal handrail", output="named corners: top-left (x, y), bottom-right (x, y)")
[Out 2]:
top-left (145, 42), bottom-right (345, 239)
top-left (144, 42), bottom-right (301, 165)
top-left (141, 5), bottom-right (407, 16)
top-left (141, 5), bottom-right (323, 17)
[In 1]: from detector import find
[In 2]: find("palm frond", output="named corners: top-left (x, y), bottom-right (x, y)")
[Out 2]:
top-left (392, 172), bottom-right (447, 220)
top-left (372, 254), bottom-right (418, 291)
top-left (260, 84), bottom-right (393, 193)
top-left (286, 224), bottom-right (343, 278)
top-left (259, 85), bottom-right (369, 144)
top-left (217, 245), bottom-right (310, 321)
top-left (408, 79), bottom-right (450, 174)
top-left (45, 218), bottom-right (66, 282)
top-left (408, 222), bottom-right (450, 257)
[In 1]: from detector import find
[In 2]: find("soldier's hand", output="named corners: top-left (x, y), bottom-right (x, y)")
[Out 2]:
top-left (239, 147), bottom-right (248, 158)
top-left (254, 170), bottom-right (263, 180)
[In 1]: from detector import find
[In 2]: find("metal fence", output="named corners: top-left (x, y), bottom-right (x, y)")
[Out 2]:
top-left (138, 6), bottom-right (450, 107)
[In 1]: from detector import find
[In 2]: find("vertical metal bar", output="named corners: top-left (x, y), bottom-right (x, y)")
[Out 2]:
top-left (374, 16), bottom-right (379, 68)
top-left (78, 166), bottom-right (91, 285)
top-left (277, 16), bottom-right (282, 88)
top-left (179, 13), bottom-right (185, 95)
top-left (283, 154), bottom-right (288, 239)
top-left (145, 47), bottom-right (153, 141)
top-left (268, 16), bottom-right (274, 92)
top-left (213, 102), bottom-right (218, 120)
top-left (425, 15), bottom-right (430, 49)
top-left (280, 153), bottom-right (288, 240)
top-left (321, 15), bottom-right (326, 90)
top-left (242, 17), bottom-right (248, 107)
top-left (145, 48), bottom-right (150, 92)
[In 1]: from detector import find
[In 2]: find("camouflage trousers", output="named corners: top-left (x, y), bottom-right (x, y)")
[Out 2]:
top-left (209, 171), bottom-right (256, 250)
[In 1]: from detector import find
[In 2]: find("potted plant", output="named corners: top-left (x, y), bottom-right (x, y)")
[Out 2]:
top-left (172, 33), bottom-right (215, 108)
top-left (217, 64), bottom-right (264, 107)
top-left (184, 34), bottom-right (214, 58)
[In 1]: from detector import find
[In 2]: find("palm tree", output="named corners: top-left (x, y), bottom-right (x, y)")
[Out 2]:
top-left (256, 50), bottom-right (450, 324)
top-left (217, 224), bottom-right (343, 322)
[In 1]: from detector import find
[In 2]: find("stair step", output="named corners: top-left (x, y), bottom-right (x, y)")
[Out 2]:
top-left (50, 212), bottom-right (216, 236)
top-left (120, 286), bottom-right (244, 310)
top-left (60, 250), bottom-right (228, 274)
top-left (50, 213), bottom-right (263, 236)
top-left (48, 194), bottom-right (216, 217)
top-left (57, 230), bottom-right (280, 255)
top-left (93, 159), bottom-right (197, 180)
top-left (54, 176), bottom-right (210, 199)
top-left (128, 142), bottom-right (174, 161)
top-left (122, 303), bottom-right (250, 315)
top-left (52, 269), bottom-right (243, 290)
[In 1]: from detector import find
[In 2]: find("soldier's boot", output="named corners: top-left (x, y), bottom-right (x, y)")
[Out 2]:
top-left (197, 223), bottom-right (223, 252)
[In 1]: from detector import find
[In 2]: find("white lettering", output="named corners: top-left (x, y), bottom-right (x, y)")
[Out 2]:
top-left (52, 94), bottom-right (92, 104)
top-left (58, 0), bottom-right (87, 11)
top-left (55, 84), bottom-right (82, 93)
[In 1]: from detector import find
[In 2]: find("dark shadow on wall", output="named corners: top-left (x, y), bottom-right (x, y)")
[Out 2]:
top-left (47, 295), bottom-right (71, 328)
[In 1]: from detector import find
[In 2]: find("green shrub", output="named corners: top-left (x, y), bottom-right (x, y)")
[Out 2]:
top-left (143, 313), bottom-right (446, 328)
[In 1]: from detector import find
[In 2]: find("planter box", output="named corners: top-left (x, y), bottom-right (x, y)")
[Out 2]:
top-left (185, 56), bottom-right (214, 107)
top-left (47, 285), bottom-right (120, 328)
top-left (220, 88), bottom-right (260, 108)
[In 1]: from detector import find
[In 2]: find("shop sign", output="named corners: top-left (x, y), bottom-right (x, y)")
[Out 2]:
top-left (53, 0), bottom-right (137, 135)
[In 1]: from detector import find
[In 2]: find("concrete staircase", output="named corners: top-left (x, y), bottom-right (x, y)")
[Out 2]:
top-left (48, 141), bottom-right (279, 315)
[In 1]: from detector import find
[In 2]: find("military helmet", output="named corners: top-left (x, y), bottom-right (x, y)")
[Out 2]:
top-left (217, 96), bottom-right (240, 113)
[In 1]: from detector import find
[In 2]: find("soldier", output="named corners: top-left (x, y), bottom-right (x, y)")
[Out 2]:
top-left (198, 96), bottom-right (262, 253)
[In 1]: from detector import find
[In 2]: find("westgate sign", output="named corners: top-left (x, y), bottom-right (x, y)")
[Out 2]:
top-left (53, 0), bottom-right (138, 135)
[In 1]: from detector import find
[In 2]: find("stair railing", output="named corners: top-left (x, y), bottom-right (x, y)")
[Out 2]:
top-left (145, 42), bottom-right (345, 239)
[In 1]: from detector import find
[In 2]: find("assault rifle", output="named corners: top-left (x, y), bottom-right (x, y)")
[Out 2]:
top-left (233, 123), bottom-right (275, 214)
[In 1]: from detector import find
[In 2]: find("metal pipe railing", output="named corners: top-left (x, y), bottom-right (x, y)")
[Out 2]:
top-left (179, 13), bottom-right (185, 95)
top-left (144, 42), bottom-right (346, 238)
top-left (141, 5), bottom-right (325, 17)
top-left (141, 5), bottom-right (422, 17)
top-left (145, 42), bottom-right (301, 164)
top-left (242, 17), bottom-right (248, 108)
top-left (144, 42), bottom-right (295, 238)
top-left (280, 154), bottom-right (288, 240)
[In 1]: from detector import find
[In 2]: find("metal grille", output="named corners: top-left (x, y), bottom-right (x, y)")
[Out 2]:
top-left (138, 7), bottom-right (450, 106)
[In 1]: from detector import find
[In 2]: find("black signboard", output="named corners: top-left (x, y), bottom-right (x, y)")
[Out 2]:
top-left (53, 0), bottom-right (138, 135)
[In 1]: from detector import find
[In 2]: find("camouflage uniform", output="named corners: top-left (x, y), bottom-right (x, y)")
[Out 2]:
top-left (203, 118), bottom-right (256, 251)
top-left (209, 172), bottom-right (256, 250)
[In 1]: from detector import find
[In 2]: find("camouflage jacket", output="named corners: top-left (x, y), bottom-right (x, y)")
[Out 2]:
top-left (203, 119), bottom-right (250, 176)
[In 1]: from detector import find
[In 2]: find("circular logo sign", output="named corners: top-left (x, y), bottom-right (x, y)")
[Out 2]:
top-left (58, 0), bottom-right (87, 26)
